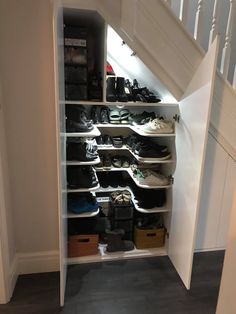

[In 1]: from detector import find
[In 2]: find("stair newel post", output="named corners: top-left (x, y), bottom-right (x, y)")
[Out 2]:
top-left (220, 0), bottom-right (236, 79)
top-left (208, 0), bottom-right (219, 49)
top-left (194, 0), bottom-right (204, 44)
top-left (179, 0), bottom-right (189, 26)
top-left (233, 65), bottom-right (236, 89)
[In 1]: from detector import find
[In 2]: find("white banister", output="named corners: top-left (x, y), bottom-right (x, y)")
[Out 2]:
top-left (179, 0), bottom-right (189, 25)
top-left (220, 0), bottom-right (236, 79)
top-left (233, 65), bottom-right (236, 89)
top-left (208, 0), bottom-right (220, 49)
top-left (194, 0), bottom-right (204, 43)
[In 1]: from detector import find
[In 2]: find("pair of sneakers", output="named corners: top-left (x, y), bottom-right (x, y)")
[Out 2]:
top-left (140, 118), bottom-right (174, 134)
top-left (132, 166), bottom-right (170, 186)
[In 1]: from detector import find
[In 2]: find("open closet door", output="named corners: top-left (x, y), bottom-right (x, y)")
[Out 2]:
top-left (52, 0), bottom-right (67, 306)
top-left (168, 37), bottom-right (219, 289)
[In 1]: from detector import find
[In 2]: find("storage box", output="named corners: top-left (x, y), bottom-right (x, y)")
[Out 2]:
top-left (134, 227), bottom-right (165, 249)
top-left (68, 234), bottom-right (98, 257)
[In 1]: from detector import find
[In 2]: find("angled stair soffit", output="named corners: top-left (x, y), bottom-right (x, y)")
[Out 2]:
top-left (62, 0), bottom-right (236, 157)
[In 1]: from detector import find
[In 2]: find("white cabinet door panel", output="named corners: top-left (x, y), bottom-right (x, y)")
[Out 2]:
top-left (52, 0), bottom-right (67, 307)
top-left (195, 134), bottom-right (228, 250)
top-left (216, 157), bottom-right (236, 248)
top-left (168, 37), bottom-right (219, 289)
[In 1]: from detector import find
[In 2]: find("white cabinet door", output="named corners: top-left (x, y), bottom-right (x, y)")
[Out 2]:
top-left (52, 1), bottom-right (67, 306)
top-left (168, 37), bottom-right (219, 289)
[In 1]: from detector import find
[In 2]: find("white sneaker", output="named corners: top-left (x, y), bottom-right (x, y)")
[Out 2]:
top-left (133, 168), bottom-right (169, 186)
top-left (140, 118), bottom-right (174, 134)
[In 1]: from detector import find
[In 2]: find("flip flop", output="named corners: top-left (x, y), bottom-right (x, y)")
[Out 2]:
top-left (109, 109), bottom-right (120, 124)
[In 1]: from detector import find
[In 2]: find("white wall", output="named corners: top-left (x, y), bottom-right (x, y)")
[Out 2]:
top-left (0, 0), bottom-right (59, 255)
top-left (196, 133), bottom-right (236, 250)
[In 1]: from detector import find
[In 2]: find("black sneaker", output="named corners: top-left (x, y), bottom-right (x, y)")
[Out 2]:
top-left (90, 106), bottom-right (100, 124)
top-left (103, 154), bottom-right (112, 169)
top-left (67, 166), bottom-right (98, 189)
top-left (67, 142), bottom-right (97, 161)
top-left (100, 106), bottom-right (110, 124)
top-left (138, 146), bottom-right (171, 160)
top-left (129, 111), bottom-right (156, 125)
top-left (96, 136), bottom-right (104, 146)
top-left (103, 134), bottom-right (113, 146)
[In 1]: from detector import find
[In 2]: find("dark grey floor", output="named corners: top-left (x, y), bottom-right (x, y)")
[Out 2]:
top-left (0, 251), bottom-right (224, 314)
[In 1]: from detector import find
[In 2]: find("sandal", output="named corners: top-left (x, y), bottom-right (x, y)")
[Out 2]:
top-left (109, 109), bottom-right (120, 124)
top-left (120, 109), bottom-right (130, 124)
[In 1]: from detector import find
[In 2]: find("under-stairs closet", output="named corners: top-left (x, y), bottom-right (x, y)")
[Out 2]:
top-left (53, 4), bottom-right (219, 306)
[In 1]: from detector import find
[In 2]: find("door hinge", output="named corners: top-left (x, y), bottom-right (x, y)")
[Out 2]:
top-left (173, 114), bottom-right (180, 123)
top-left (169, 176), bottom-right (174, 184)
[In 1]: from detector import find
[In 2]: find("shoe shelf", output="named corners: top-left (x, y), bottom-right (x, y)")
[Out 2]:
top-left (63, 100), bottom-right (179, 107)
top-left (132, 200), bottom-right (170, 213)
top-left (67, 244), bottom-right (167, 265)
top-left (126, 169), bottom-right (172, 189)
top-left (96, 124), bottom-right (175, 137)
top-left (66, 183), bottom-right (100, 193)
top-left (62, 126), bottom-right (101, 138)
top-left (95, 167), bottom-right (129, 172)
top-left (97, 145), bottom-right (175, 164)
top-left (96, 186), bottom-right (170, 213)
top-left (105, 101), bottom-right (179, 107)
top-left (66, 156), bottom-right (101, 166)
top-left (65, 208), bottom-right (100, 219)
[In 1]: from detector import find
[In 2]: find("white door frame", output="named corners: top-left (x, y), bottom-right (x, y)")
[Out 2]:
top-left (0, 83), bottom-right (11, 304)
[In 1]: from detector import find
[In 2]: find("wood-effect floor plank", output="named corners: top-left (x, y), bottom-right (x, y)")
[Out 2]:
top-left (0, 251), bottom-right (225, 314)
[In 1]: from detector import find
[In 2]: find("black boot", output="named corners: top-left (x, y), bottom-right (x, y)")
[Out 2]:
top-left (106, 77), bottom-right (117, 102)
top-left (106, 230), bottom-right (134, 252)
top-left (116, 77), bottom-right (128, 102)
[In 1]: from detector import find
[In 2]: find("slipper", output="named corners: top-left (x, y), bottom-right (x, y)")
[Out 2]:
top-left (109, 109), bottom-right (120, 124)
top-left (112, 156), bottom-right (122, 168)
top-left (120, 109), bottom-right (130, 124)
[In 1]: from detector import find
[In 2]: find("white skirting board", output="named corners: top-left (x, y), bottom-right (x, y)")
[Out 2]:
top-left (11, 251), bottom-right (59, 277)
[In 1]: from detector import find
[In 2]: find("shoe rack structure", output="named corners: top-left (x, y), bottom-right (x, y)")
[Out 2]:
top-left (53, 4), bottom-right (219, 306)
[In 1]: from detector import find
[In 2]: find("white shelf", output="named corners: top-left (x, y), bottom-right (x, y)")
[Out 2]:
top-left (132, 200), bottom-right (170, 213)
top-left (67, 183), bottom-right (100, 193)
top-left (95, 167), bottom-right (129, 172)
top-left (129, 125), bottom-right (175, 137)
top-left (61, 126), bottom-right (101, 138)
top-left (128, 149), bottom-right (174, 164)
top-left (67, 244), bottom-right (167, 264)
top-left (96, 124), bottom-right (175, 137)
top-left (127, 169), bottom-right (172, 189)
top-left (97, 145), bottom-right (127, 151)
top-left (63, 100), bottom-right (178, 107)
top-left (105, 101), bottom-right (178, 107)
top-left (64, 101), bottom-right (105, 105)
top-left (66, 156), bottom-right (101, 166)
top-left (66, 208), bottom-right (100, 218)
top-left (97, 145), bottom-right (174, 164)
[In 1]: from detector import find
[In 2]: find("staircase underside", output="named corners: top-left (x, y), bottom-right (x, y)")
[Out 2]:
top-left (63, 0), bottom-right (236, 159)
